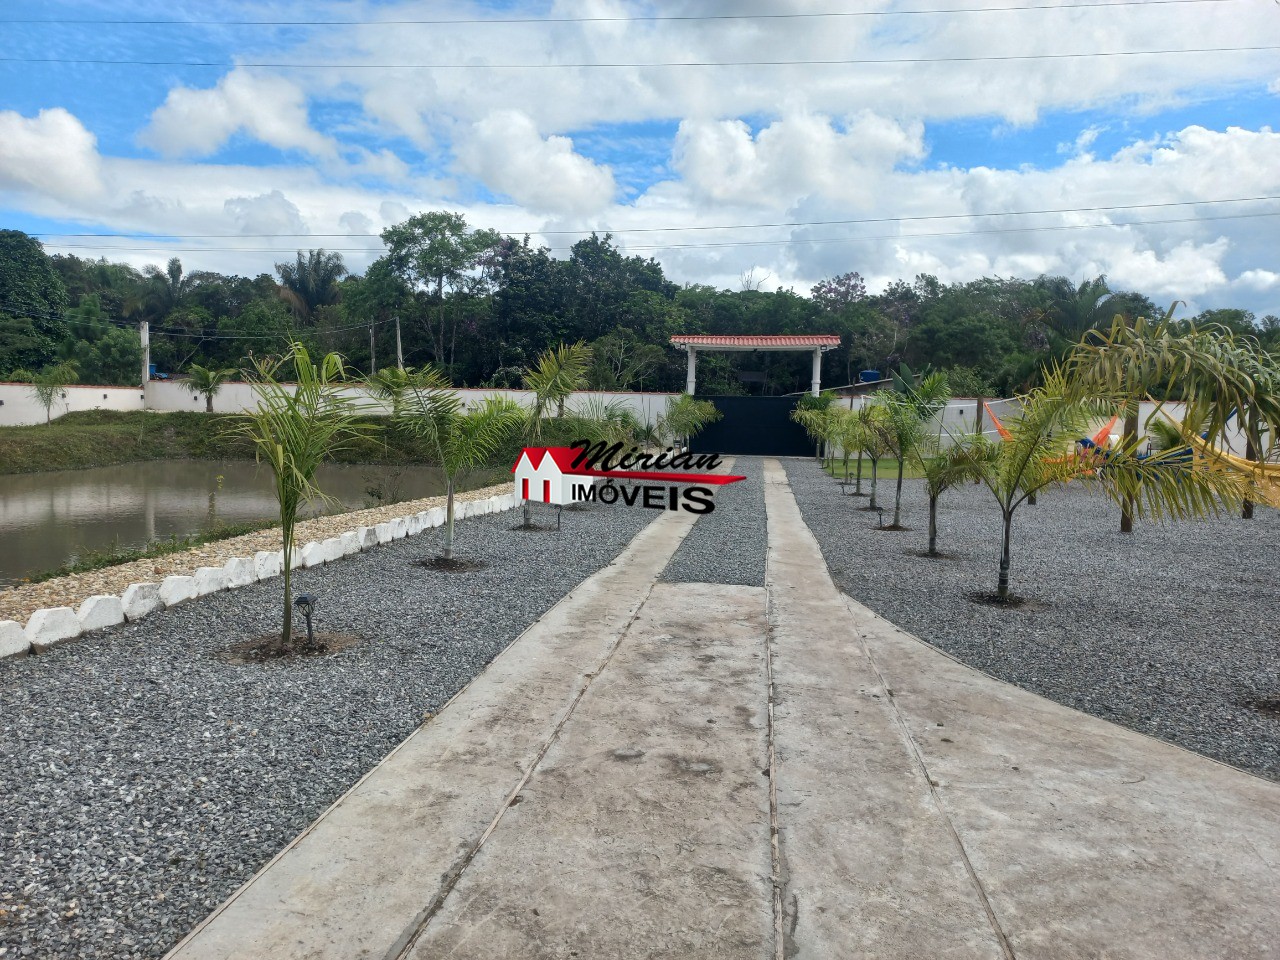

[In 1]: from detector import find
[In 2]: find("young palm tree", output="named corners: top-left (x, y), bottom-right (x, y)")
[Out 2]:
top-left (792, 405), bottom-right (839, 469)
top-left (1065, 310), bottom-right (1280, 531)
top-left (875, 372), bottom-right (951, 528)
top-left (187, 363), bottom-right (237, 412)
top-left (975, 369), bottom-right (1247, 601)
top-left (366, 365), bottom-right (417, 417)
top-left (522, 341), bottom-right (593, 428)
top-left (658, 393), bottom-right (721, 449)
top-left (913, 436), bottom-right (988, 556)
top-left (395, 377), bottom-right (524, 561)
top-left (232, 344), bottom-right (369, 650)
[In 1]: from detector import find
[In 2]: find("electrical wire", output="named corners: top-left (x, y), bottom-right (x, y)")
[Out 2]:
top-left (32, 210), bottom-right (1280, 256)
top-left (2, 45), bottom-right (1274, 69)
top-left (0, 0), bottom-right (1240, 25)
top-left (30, 194), bottom-right (1280, 241)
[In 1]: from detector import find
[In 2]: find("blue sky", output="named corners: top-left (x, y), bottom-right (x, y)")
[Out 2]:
top-left (1, 0), bottom-right (1278, 314)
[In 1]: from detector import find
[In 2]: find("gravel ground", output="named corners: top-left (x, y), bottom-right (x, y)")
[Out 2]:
top-left (784, 458), bottom-right (1280, 781)
top-left (0, 499), bottom-right (654, 960)
top-left (661, 458), bottom-right (767, 587)
top-left (0, 483), bottom-right (509, 627)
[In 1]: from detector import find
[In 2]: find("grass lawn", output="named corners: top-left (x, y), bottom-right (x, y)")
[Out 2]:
top-left (822, 456), bottom-right (925, 481)
top-left (0, 410), bottom-right (440, 475)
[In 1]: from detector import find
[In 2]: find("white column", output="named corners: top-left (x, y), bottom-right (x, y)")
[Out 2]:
top-left (810, 347), bottom-right (822, 397)
top-left (685, 347), bottom-right (697, 395)
top-left (139, 320), bottom-right (150, 388)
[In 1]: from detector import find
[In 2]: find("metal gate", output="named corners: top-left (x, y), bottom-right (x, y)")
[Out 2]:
top-left (689, 395), bottom-right (815, 458)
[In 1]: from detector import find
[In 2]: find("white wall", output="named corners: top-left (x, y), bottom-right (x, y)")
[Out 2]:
top-left (0, 383), bottom-right (146, 427)
top-left (145, 380), bottom-right (677, 426)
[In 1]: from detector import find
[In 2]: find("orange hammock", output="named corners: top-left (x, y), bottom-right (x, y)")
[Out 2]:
top-left (982, 402), bottom-right (1118, 448)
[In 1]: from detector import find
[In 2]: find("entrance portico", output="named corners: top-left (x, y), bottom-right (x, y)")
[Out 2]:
top-left (670, 334), bottom-right (841, 397)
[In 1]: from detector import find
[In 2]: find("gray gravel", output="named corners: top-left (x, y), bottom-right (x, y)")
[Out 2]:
top-left (0, 500), bottom-right (654, 960)
top-left (661, 458), bottom-right (767, 587)
top-left (785, 457), bottom-right (1280, 781)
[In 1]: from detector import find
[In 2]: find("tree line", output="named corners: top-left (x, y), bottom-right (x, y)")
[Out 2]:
top-left (1, 219), bottom-right (1276, 396)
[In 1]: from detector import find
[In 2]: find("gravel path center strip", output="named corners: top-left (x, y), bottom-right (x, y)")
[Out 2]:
top-left (784, 457), bottom-right (1280, 781)
top-left (0, 499), bottom-right (654, 960)
top-left (660, 457), bottom-right (766, 588)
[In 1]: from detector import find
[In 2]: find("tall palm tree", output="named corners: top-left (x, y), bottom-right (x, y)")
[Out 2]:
top-left (276, 249), bottom-right (348, 320)
top-left (1040, 275), bottom-right (1113, 345)
top-left (231, 344), bottom-right (370, 650)
top-left (875, 371), bottom-right (951, 528)
top-left (143, 257), bottom-right (196, 319)
top-left (187, 364), bottom-right (237, 412)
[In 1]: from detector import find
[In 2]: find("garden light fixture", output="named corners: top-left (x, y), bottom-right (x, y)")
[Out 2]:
top-left (294, 593), bottom-right (317, 646)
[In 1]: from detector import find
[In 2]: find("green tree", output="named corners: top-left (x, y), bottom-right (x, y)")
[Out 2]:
top-left (143, 257), bottom-right (196, 319)
top-left (1064, 311), bottom-right (1280, 531)
top-left (275, 249), bottom-right (347, 320)
top-left (973, 369), bottom-right (1246, 600)
top-left (30, 362), bottom-right (78, 424)
top-left (187, 364), bottom-right (238, 412)
top-left (380, 212), bottom-right (503, 370)
top-left (912, 436), bottom-right (986, 556)
top-left (875, 371), bottom-right (950, 527)
top-left (658, 394), bottom-right (722, 449)
top-left (523, 341), bottom-right (593, 425)
top-left (0, 230), bottom-right (69, 372)
top-left (394, 373), bottom-right (523, 561)
top-left (232, 344), bottom-right (370, 650)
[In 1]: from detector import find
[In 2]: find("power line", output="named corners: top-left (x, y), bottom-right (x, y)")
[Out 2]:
top-left (35, 210), bottom-right (1280, 256)
top-left (0, 0), bottom-right (1238, 25)
top-left (31, 195), bottom-right (1280, 242)
top-left (2, 45), bottom-right (1274, 69)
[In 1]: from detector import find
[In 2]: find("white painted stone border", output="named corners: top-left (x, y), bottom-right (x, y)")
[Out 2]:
top-left (0, 492), bottom-right (519, 660)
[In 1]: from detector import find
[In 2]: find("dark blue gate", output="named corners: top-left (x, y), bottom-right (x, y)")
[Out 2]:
top-left (689, 395), bottom-right (814, 457)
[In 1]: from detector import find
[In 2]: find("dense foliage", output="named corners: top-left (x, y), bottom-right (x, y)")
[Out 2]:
top-left (1, 219), bottom-right (1275, 394)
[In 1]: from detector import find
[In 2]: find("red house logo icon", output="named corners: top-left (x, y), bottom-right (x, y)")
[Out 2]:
top-left (511, 447), bottom-right (598, 506)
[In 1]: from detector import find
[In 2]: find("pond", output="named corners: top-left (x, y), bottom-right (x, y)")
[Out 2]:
top-left (0, 460), bottom-right (479, 586)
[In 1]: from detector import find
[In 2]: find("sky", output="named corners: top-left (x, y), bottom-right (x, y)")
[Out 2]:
top-left (1, 0), bottom-right (1278, 316)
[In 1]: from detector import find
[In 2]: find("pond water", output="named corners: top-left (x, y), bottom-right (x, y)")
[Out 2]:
top-left (0, 460), bottom-right (470, 586)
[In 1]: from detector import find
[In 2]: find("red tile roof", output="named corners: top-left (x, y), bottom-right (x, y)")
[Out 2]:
top-left (669, 335), bottom-right (842, 348)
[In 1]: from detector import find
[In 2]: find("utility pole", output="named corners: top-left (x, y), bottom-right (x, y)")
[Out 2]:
top-left (369, 322), bottom-right (376, 375)
top-left (139, 320), bottom-right (150, 389)
top-left (394, 315), bottom-right (404, 370)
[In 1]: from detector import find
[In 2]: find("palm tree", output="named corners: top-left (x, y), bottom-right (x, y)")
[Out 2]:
top-left (1039, 275), bottom-right (1113, 346)
top-left (522, 341), bottom-right (593, 427)
top-left (912, 436), bottom-right (987, 556)
top-left (231, 344), bottom-right (370, 651)
top-left (1064, 310), bottom-right (1280, 531)
top-left (974, 369), bottom-right (1246, 601)
top-left (395, 375), bottom-right (524, 561)
top-left (143, 257), bottom-right (196, 319)
top-left (276, 249), bottom-right (348, 320)
top-left (366, 365), bottom-right (417, 417)
top-left (659, 393), bottom-right (721, 449)
top-left (876, 372), bottom-right (951, 528)
top-left (187, 364), bottom-right (237, 412)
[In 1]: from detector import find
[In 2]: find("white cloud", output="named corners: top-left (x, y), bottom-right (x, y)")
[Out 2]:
top-left (140, 69), bottom-right (336, 159)
top-left (1236, 269), bottom-right (1280, 292)
top-left (0, 108), bottom-right (104, 202)
top-left (454, 109), bottom-right (616, 215)
top-left (224, 190), bottom-right (309, 237)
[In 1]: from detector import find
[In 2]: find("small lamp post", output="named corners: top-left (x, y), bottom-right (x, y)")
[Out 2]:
top-left (294, 593), bottom-right (317, 646)
top-left (876, 507), bottom-right (885, 529)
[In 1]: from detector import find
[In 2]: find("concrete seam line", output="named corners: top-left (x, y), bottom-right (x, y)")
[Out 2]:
top-left (386, 521), bottom-right (697, 960)
top-left (160, 503), bottom-right (659, 960)
top-left (761, 458), bottom-right (786, 960)
top-left (847, 603), bottom-right (1018, 960)
top-left (839, 601), bottom-right (1280, 788)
